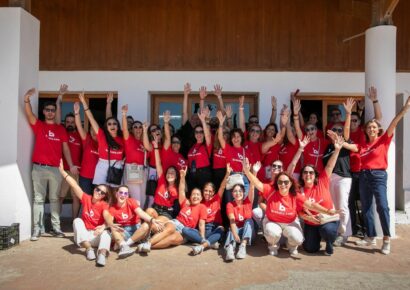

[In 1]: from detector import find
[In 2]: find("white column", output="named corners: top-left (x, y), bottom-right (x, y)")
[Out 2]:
top-left (0, 8), bottom-right (39, 240)
top-left (365, 25), bottom-right (396, 237)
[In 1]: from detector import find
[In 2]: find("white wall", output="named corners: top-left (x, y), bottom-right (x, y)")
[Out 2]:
top-left (0, 8), bottom-right (39, 240)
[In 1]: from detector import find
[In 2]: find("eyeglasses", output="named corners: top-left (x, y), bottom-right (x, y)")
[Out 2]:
top-left (271, 164), bottom-right (282, 170)
top-left (250, 129), bottom-right (261, 134)
top-left (232, 189), bottom-right (244, 193)
top-left (150, 128), bottom-right (159, 133)
top-left (195, 130), bottom-right (204, 134)
top-left (331, 112), bottom-right (341, 116)
top-left (303, 170), bottom-right (315, 175)
top-left (331, 127), bottom-right (343, 133)
top-left (351, 119), bottom-right (359, 123)
top-left (305, 127), bottom-right (316, 132)
top-left (133, 125), bottom-right (142, 129)
top-left (249, 119), bottom-right (259, 124)
top-left (107, 122), bottom-right (118, 126)
top-left (95, 187), bottom-right (107, 195)
top-left (44, 108), bottom-right (56, 113)
top-left (117, 190), bottom-right (129, 196)
top-left (172, 140), bottom-right (181, 144)
top-left (277, 180), bottom-right (290, 186)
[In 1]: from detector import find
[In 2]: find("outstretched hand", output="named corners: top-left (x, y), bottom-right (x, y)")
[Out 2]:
top-left (24, 88), bottom-right (36, 103)
top-left (184, 83), bottom-right (192, 95)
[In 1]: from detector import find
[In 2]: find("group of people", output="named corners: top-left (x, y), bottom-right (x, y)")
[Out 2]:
top-left (23, 83), bottom-right (410, 267)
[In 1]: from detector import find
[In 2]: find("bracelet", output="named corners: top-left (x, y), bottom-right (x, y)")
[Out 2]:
top-left (154, 147), bottom-right (159, 150)
top-left (24, 100), bottom-right (30, 103)
top-left (64, 174), bottom-right (69, 180)
top-left (373, 100), bottom-right (378, 104)
top-left (149, 218), bottom-right (154, 223)
top-left (84, 108), bottom-right (89, 111)
top-left (75, 113), bottom-right (79, 115)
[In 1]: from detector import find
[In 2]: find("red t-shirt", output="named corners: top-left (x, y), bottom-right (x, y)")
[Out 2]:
top-left (80, 194), bottom-right (109, 230)
top-left (153, 174), bottom-right (178, 208)
top-left (244, 141), bottom-right (262, 165)
top-left (63, 131), bottom-right (82, 170)
top-left (349, 129), bottom-right (366, 173)
top-left (263, 143), bottom-right (281, 167)
top-left (30, 120), bottom-right (68, 167)
top-left (188, 143), bottom-right (212, 169)
top-left (302, 171), bottom-right (334, 225)
top-left (177, 199), bottom-right (208, 228)
top-left (147, 142), bottom-right (162, 168)
top-left (359, 133), bottom-right (393, 170)
top-left (278, 142), bottom-right (301, 173)
top-left (223, 144), bottom-right (245, 172)
top-left (124, 136), bottom-right (145, 165)
top-left (109, 198), bottom-right (141, 226)
top-left (213, 147), bottom-right (226, 169)
top-left (303, 136), bottom-right (328, 173)
top-left (97, 130), bottom-right (124, 161)
top-left (202, 194), bottom-right (222, 224)
top-left (161, 147), bottom-right (187, 171)
top-left (261, 184), bottom-right (305, 223)
top-left (226, 197), bottom-right (253, 228)
top-left (80, 135), bottom-right (99, 179)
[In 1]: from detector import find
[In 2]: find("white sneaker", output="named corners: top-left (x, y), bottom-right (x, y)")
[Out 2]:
top-left (268, 244), bottom-right (278, 256)
top-left (191, 245), bottom-right (204, 256)
top-left (355, 237), bottom-right (376, 246)
top-left (236, 244), bottom-right (247, 259)
top-left (334, 235), bottom-right (348, 247)
top-left (381, 240), bottom-right (391, 255)
top-left (140, 241), bottom-right (151, 253)
top-left (225, 244), bottom-right (235, 261)
top-left (289, 246), bottom-right (299, 258)
top-left (210, 242), bottom-right (220, 250)
top-left (118, 244), bottom-right (135, 259)
top-left (86, 248), bottom-right (96, 261)
top-left (30, 228), bottom-right (40, 241)
top-left (96, 253), bottom-right (106, 267)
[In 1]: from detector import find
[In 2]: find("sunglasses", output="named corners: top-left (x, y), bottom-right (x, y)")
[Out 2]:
top-left (150, 128), bottom-right (159, 133)
top-left (271, 164), bottom-right (282, 170)
top-left (303, 170), bottom-right (315, 175)
top-left (195, 130), bottom-right (204, 134)
top-left (250, 129), bottom-right (261, 134)
top-left (107, 123), bottom-right (118, 126)
top-left (351, 119), bottom-right (359, 123)
top-left (95, 187), bottom-right (107, 195)
top-left (172, 140), bottom-right (181, 144)
top-left (331, 112), bottom-right (341, 116)
top-left (232, 189), bottom-right (244, 193)
top-left (44, 108), bottom-right (56, 113)
top-left (133, 125), bottom-right (142, 129)
top-left (117, 190), bottom-right (129, 196)
top-left (249, 119), bottom-right (259, 124)
top-left (332, 127), bottom-right (343, 133)
top-left (305, 127), bottom-right (316, 132)
top-left (277, 180), bottom-right (290, 186)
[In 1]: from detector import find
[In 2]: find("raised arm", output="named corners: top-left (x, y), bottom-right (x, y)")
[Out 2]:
top-left (216, 111), bottom-right (227, 149)
top-left (225, 105), bottom-right (233, 129)
top-left (217, 163), bottom-right (232, 198)
top-left (178, 167), bottom-right (188, 204)
top-left (121, 104), bottom-right (130, 140)
top-left (24, 88), bottom-right (37, 125)
top-left (242, 158), bottom-right (264, 193)
top-left (73, 102), bottom-right (87, 140)
top-left (162, 110), bottom-right (171, 150)
top-left (58, 159), bottom-right (83, 200)
top-left (199, 86), bottom-right (207, 113)
top-left (324, 134), bottom-right (344, 177)
top-left (343, 98), bottom-right (355, 140)
top-left (55, 84), bottom-right (68, 125)
top-left (182, 82), bottom-right (191, 125)
top-left (386, 95), bottom-right (410, 137)
top-left (152, 138), bottom-right (163, 177)
top-left (214, 84), bottom-right (225, 112)
top-left (246, 160), bottom-right (261, 205)
top-left (142, 122), bottom-right (153, 151)
top-left (198, 108), bottom-right (212, 146)
top-left (79, 92), bottom-right (100, 134)
top-left (368, 86), bottom-right (382, 122)
top-left (105, 92), bottom-right (114, 119)
top-left (287, 136), bottom-right (310, 175)
top-left (292, 97), bottom-right (303, 140)
top-left (238, 96), bottom-right (246, 132)
top-left (269, 96), bottom-right (277, 124)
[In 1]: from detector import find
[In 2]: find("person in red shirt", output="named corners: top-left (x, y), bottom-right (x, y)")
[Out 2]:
top-left (212, 125), bottom-right (230, 190)
top-left (72, 102), bottom-right (99, 196)
top-left (107, 185), bottom-right (163, 259)
top-left (121, 104), bottom-right (147, 205)
top-left (354, 94), bottom-right (410, 255)
top-left (289, 134), bottom-right (344, 256)
top-left (24, 87), bottom-right (78, 241)
top-left (79, 93), bottom-right (124, 187)
top-left (58, 160), bottom-right (112, 267)
top-left (190, 164), bottom-right (231, 255)
top-left (223, 159), bottom-right (255, 262)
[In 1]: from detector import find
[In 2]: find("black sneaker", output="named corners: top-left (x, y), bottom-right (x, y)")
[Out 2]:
top-left (50, 228), bottom-right (66, 238)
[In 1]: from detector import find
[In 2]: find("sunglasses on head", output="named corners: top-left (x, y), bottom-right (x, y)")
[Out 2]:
top-left (277, 180), bottom-right (290, 186)
top-left (95, 187), bottom-right (107, 195)
top-left (305, 127), bottom-right (316, 132)
top-left (271, 164), bottom-right (282, 170)
top-left (117, 190), bottom-right (129, 196)
top-left (44, 108), bottom-right (56, 113)
top-left (332, 127), bottom-right (343, 133)
top-left (303, 170), bottom-right (315, 175)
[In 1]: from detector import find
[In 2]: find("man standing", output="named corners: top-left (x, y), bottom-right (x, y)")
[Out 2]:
top-left (24, 87), bottom-right (78, 241)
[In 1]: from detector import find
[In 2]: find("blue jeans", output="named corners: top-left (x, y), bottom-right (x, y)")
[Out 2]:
top-left (205, 223), bottom-right (224, 245)
top-left (359, 170), bottom-right (390, 237)
top-left (181, 227), bottom-right (205, 244)
top-left (303, 221), bottom-right (339, 255)
top-left (224, 219), bottom-right (255, 247)
top-left (222, 173), bottom-right (250, 227)
top-left (123, 224), bottom-right (140, 240)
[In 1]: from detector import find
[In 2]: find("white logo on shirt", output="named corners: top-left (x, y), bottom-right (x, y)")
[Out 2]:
top-left (186, 209), bottom-right (191, 216)
top-left (309, 197), bottom-right (315, 203)
top-left (237, 153), bottom-right (244, 160)
top-left (238, 213), bottom-right (244, 221)
top-left (48, 130), bottom-right (55, 138)
top-left (218, 148), bottom-right (223, 155)
top-left (207, 208), bottom-right (212, 214)
top-left (163, 191), bottom-right (169, 199)
top-left (85, 209), bottom-right (94, 218)
top-left (121, 212), bottom-right (129, 220)
top-left (279, 203), bottom-right (286, 212)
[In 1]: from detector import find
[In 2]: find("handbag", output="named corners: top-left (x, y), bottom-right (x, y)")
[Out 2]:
top-left (226, 173), bottom-right (244, 190)
top-left (125, 150), bottom-right (147, 184)
top-left (318, 213), bottom-right (340, 225)
top-left (106, 147), bottom-right (124, 185)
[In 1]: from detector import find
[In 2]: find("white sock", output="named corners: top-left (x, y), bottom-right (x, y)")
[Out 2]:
top-left (120, 241), bottom-right (126, 247)
top-left (125, 238), bottom-right (134, 246)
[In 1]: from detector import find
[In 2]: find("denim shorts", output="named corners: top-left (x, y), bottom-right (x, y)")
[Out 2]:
top-left (123, 224), bottom-right (140, 240)
top-left (171, 219), bottom-right (185, 233)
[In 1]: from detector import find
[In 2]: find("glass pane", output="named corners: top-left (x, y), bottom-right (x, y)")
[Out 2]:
top-left (191, 102), bottom-right (250, 119)
top-left (158, 102), bottom-right (183, 129)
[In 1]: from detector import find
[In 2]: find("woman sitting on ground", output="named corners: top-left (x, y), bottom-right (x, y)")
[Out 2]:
top-left (108, 185), bottom-right (163, 259)
top-left (58, 160), bottom-right (112, 267)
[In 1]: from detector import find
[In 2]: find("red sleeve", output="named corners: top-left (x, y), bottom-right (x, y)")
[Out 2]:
top-left (30, 119), bottom-right (41, 133)
top-left (129, 198), bottom-right (139, 210)
top-left (199, 205), bottom-right (207, 220)
top-left (101, 201), bottom-right (109, 210)
top-left (179, 198), bottom-right (187, 207)
top-left (226, 202), bottom-right (234, 216)
top-left (261, 183), bottom-right (274, 200)
top-left (81, 193), bottom-right (90, 205)
top-left (319, 170), bottom-right (330, 188)
top-left (295, 193), bottom-right (306, 211)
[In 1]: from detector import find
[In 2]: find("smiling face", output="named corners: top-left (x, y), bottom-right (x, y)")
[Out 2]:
top-left (105, 118), bottom-right (118, 136)
top-left (350, 114), bottom-right (361, 131)
top-left (190, 189), bottom-right (203, 205)
top-left (231, 131), bottom-right (242, 147)
top-left (132, 122), bottom-right (143, 139)
top-left (265, 124), bottom-right (277, 139)
top-left (249, 124), bottom-right (262, 142)
top-left (365, 121), bottom-right (380, 140)
top-left (171, 136), bottom-right (181, 153)
top-left (203, 183), bottom-right (215, 201)
top-left (116, 186), bottom-right (129, 205)
top-left (331, 109), bottom-right (342, 123)
top-left (231, 184), bottom-right (244, 202)
top-left (271, 160), bottom-right (283, 179)
top-left (308, 113), bottom-right (318, 125)
top-left (64, 116), bottom-right (76, 132)
top-left (276, 174), bottom-right (291, 195)
top-left (304, 125), bottom-right (317, 140)
top-left (194, 126), bottom-right (204, 143)
top-left (166, 167), bottom-right (177, 184)
top-left (302, 166), bottom-right (316, 187)
top-left (92, 185), bottom-right (109, 201)
top-left (43, 105), bottom-right (57, 122)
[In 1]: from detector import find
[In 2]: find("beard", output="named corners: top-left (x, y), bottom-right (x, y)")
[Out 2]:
top-left (66, 125), bottom-right (75, 132)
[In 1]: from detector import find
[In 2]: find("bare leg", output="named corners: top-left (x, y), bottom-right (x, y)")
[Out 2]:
top-left (152, 232), bottom-right (184, 249)
top-left (150, 223), bottom-right (175, 246)
top-left (111, 229), bottom-right (125, 246)
top-left (129, 223), bottom-right (150, 243)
